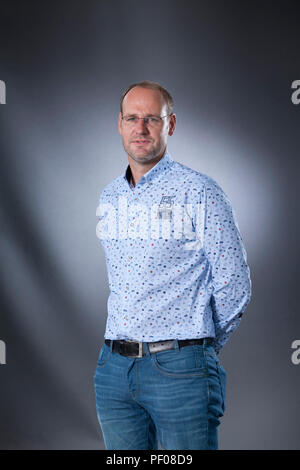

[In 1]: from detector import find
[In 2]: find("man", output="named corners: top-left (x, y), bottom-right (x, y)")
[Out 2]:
top-left (94, 80), bottom-right (251, 450)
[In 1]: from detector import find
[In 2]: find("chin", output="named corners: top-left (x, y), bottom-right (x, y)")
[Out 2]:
top-left (130, 149), bottom-right (155, 160)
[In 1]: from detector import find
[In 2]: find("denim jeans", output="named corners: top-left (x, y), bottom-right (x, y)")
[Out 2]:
top-left (93, 338), bottom-right (226, 450)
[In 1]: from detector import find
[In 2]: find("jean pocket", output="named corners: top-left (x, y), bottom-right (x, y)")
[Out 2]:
top-left (204, 344), bottom-right (218, 359)
top-left (205, 353), bottom-right (226, 418)
top-left (217, 363), bottom-right (226, 414)
top-left (152, 346), bottom-right (207, 378)
top-left (96, 343), bottom-right (111, 369)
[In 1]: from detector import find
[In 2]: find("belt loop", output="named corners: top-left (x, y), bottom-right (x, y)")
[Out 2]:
top-left (109, 340), bottom-right (113, 352)
top-left (174, 339), bottom-right (180, 352)
top-left (143, 342), bottom-right (151, 356)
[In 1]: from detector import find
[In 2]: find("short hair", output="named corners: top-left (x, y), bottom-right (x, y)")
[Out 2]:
top-left (120, 80), bottom-right (174, 115)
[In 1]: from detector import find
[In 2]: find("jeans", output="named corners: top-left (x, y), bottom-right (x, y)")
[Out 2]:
top-left (93, 338), bottom-right (226, 450)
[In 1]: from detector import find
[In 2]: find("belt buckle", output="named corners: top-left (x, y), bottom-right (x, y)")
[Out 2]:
top-left (137, 341), bottom-right (143, 358)
top-left (127, 340), bottom-right (143, 358)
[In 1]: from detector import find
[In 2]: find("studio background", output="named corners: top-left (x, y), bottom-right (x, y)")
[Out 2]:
top-left (0, 0), bottom-right (299, 449)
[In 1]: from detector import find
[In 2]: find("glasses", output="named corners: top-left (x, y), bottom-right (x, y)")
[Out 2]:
top-left (121, 114), bottom-right (171, 128)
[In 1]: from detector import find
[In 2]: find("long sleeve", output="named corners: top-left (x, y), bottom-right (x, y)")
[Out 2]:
top-left (202, 179), bottom-right (252, 354)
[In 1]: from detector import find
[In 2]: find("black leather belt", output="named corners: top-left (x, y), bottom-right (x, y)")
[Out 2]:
top-left (105, 338), bottom-right (213, 358)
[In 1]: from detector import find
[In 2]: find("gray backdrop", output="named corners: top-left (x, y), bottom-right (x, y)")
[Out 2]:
top-left (0, 0), bottom-right (299, 449)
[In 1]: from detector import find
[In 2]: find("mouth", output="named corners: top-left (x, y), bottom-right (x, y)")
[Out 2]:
top-left (132, 140), bottom-right (151, 144)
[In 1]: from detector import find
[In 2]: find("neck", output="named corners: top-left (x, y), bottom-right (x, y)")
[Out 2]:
top-left (128, 151), bottom-right (166, 186)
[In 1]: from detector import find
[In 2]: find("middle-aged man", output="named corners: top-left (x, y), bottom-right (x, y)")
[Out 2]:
top-left (94, 80), bottom-right (252, 450)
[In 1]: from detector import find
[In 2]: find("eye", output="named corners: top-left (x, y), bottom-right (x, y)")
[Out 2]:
top-left (149, 117), bottom-right (160, 123)
top-left (126, 117), bottom-right (137, 123)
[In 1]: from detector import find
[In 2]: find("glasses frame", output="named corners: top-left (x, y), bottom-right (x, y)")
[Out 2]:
top-left (121, 113), bottom-right (172, 127)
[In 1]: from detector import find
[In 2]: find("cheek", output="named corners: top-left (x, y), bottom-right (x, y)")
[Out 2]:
top-left (158, 130), bottom-right (168, 142)
top-left (122, 131), bottom-right (132, 142)
top-left (153, 130), bottom-right (165, 141)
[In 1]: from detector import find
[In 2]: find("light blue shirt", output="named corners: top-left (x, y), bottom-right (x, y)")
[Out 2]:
top-left (96, 150), bottom-right (251, 354)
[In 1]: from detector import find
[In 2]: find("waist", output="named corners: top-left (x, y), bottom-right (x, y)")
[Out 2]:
top-left (105, 337), bottom-right (214, 358)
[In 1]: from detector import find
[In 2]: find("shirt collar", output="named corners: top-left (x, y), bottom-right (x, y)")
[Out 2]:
top-left (123, 150), bottom-right (174, 186)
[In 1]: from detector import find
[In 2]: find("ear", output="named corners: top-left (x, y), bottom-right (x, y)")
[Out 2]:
top-left (168, 113), bottom-right (176, 136)
top-left (118, 112), bottom-right (123, 135)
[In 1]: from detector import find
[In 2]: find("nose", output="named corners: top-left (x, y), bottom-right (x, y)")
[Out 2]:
top-left (135, 118), bottom-right (150, 133)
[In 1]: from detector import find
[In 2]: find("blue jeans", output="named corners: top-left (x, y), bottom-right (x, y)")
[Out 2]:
top-left (93, 338), bottom-right (226, 450)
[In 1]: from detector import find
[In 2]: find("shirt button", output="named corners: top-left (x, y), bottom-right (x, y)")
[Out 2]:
top-left (130, 222), bottom-right (134, 226)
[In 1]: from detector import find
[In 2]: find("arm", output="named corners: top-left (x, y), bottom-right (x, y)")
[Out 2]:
top-left (202, 179), bottom-right (252, 355)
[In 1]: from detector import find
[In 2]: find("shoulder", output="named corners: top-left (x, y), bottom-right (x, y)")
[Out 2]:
top-left (171, 159), bottom-right (226, 199)
top-left (98, 175), bottom-right (124, 203)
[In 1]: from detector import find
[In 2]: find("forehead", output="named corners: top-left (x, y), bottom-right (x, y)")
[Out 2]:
top-left (122, 87), bottom-right (166, 115)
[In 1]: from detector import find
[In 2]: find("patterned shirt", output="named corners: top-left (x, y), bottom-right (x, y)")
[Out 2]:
top-left (96, 150), bottom-right (251, 354)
